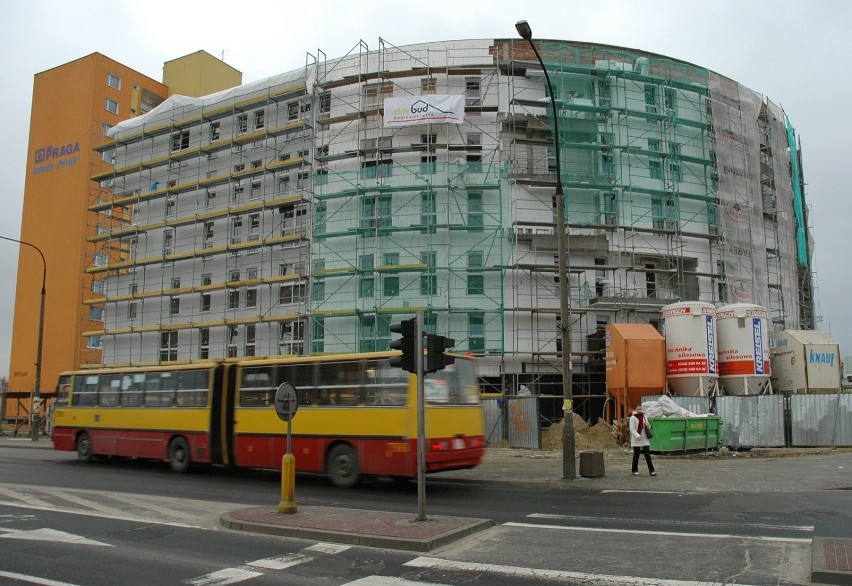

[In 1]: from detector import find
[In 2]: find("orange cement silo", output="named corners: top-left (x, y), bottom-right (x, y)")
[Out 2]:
top-left (605, 324), bottom-right (666, 436)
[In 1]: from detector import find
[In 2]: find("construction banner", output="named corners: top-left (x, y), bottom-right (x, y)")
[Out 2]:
top-left (383, 95), bottom-right (465, 127)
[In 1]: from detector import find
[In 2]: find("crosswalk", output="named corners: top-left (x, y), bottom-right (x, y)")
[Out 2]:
top-left (181, 547), bottom-right (774, 586)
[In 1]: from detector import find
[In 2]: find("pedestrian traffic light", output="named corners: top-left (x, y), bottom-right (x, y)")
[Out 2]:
top-left (425, 334), bottom-right (456, 373)
top-left (389, 318), bottom-right (418, 373)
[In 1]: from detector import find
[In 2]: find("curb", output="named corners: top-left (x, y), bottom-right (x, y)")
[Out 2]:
top-left (812, 537), bottom-right (852, 586)
top-left (0, 437), bottom-right (53, 448)
top-left (220, 506), bottom-right (494, 553)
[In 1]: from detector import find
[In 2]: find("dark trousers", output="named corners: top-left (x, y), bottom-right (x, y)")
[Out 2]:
top-left (632, 446), bottom-right (655, 474)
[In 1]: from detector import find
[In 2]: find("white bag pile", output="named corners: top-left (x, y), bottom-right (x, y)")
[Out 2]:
top-left (640, 395), bottom-right (707, 418)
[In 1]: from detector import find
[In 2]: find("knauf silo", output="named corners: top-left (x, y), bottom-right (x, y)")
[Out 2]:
top-left (662, 302), bottom-right (718, 396)
top-left (716, 303), bottom-right (771, 395)
top-left (772, 330), bottom-right (842, 393)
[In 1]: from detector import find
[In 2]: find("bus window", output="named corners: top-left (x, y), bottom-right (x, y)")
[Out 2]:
top-left (145, 372), bottom-right (175, 407)
top-left (277, 364), bottom-right (315, 405)
top-left (56, 375), bottom-right (71, 407)
top-left (73, 375), bottom-right (99, 406)
top-left (369, 360), bottom-right (409, 405)
top-left (121, 373), bottom-right (145, 407)
top-left (176, 369), bottom-right (209, 407)
top-left (98, 374), bottom-right (121, 407)
top-left (240, 367), bottom-right (273, 407)
top-left (315, 361), bottom-right (363, 406)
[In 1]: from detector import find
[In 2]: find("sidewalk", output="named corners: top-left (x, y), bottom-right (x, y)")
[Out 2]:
top-left (432, 446), bottom-right (852, 493)
top-left (4, 436), bottom-right (850, 583)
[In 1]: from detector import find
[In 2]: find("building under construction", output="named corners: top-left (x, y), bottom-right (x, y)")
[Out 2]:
top-left (88, 38), bottom-right (815, 423)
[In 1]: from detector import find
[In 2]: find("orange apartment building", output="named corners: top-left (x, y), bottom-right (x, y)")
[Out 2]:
top-left (6, 51), bottom-right (240, 419)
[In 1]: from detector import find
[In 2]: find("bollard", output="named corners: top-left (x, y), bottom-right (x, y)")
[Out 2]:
top-left (278, 452), bottom-right (297, 513)
top-left (579, 450), bottom-right (605, 478)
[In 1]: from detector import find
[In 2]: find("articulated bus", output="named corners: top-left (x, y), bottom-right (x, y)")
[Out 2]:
top-left (51, 352), bottom-right (485, 487)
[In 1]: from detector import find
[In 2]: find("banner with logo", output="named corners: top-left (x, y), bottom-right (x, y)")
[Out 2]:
top-left (383, 95), bottom-right (465, 127)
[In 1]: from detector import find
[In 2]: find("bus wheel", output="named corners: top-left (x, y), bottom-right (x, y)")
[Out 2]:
top-left (327, 444), bottom-right (359, 488)
top-left (76, 432), bottom-right (94, 463)
top-left (168, 437), bottom-right (191, 473)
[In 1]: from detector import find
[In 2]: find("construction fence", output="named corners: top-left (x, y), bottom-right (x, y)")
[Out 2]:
top-left (485, 392), bottom-right (852, 449)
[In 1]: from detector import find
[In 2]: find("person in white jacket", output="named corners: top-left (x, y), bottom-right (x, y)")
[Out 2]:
top-left (629, 405), bottom-right (656, 476)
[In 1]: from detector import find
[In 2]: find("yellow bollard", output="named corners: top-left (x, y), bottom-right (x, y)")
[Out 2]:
top-left (277, 452), bottom-right (297, 514)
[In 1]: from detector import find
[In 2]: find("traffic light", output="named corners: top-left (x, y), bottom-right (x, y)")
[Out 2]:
top-left (389, 318), bottom-right (418, 373)
top-left (425, 334), bottom-right (456, 373)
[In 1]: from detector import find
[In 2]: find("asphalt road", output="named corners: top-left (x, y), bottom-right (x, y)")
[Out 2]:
top-left (0, 445), bottom-right (846, 585)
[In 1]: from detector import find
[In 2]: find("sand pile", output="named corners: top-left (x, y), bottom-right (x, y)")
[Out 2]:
top-left (541, 414), bottom-right (618, 451)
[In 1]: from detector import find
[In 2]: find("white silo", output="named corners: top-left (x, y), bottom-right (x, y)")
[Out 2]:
top-left (716, 303), bottom-right (772, 395)
top-left (662, 301), bottom-right (718, 396)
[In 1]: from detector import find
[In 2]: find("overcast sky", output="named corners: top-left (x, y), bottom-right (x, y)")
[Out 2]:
top-left (1, 0), bottom-right (850, 379)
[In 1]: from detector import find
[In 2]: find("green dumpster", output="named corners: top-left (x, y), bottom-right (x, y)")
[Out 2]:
top-left (648, 416), bottom-right (721, 452)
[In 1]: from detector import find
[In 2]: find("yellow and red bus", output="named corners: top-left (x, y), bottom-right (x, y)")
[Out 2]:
top-left (51, 352), bottom-right (484, 487)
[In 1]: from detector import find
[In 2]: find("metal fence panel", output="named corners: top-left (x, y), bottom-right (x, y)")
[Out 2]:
top-left (486, 392), bottom-right (851, 449)
top-left (482, 398), bottom-right (504, 445)
top-left (716, 395), bottom-right (785, 448)
top-left (790, 393), bottom-right (852, 447)
top-left (507, 396), bottom-right (540, 448)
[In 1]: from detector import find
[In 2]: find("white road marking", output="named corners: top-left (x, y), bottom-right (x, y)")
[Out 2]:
top-left (527, 512), bottom-right (815, 532)
top-left (0, 486), bottom-right (55, 508)
top-left (343, 577), bottom-right (451, 585)
top-left (245, 553), bottom-right (311, 570)
top-left (305, 542), bottom-right (351, 554)
top-left (89, 490), bottom-right (207, 524)
top-left (0, 513), bottom-right (36, 522)
top-left (186, 554), bottom-right (311, 585)
top-left (184, 568), bottom-right (263, 585)
top-left (0, 527), bottom-right (113, 546)
top-left (0, 498), bottom-right (202, 528)
top-left (38, 487), bottom-right (134, 519)
top-left (505, 521), bottom-right (812, 543)
top-left (0, 482), bottom-right (232, 527)
top-left (0, 570), bottom-right (82, 586)
top-left (405, 556), bottom-right (763, 586)
top-left (602, 489), bottom-right (686, 495)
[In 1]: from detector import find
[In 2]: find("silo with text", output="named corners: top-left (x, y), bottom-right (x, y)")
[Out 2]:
top-left (662, 302), bottom-right (718, 396)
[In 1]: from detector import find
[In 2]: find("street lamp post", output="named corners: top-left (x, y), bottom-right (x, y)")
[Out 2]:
top-left (515, 20), bottom-right (575, 480)
top-left (1, 235), bottom-right (46, 442)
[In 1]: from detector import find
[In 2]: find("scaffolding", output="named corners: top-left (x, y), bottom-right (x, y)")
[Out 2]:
top-left (87, 71), bottom-right (315, 366)
top-left (309, 39), bottom-right (510, 358)
top-left (498, 41), bottom-right (720, 420)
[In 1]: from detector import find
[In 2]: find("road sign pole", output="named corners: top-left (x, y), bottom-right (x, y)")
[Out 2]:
top-left (274, 382), bottom-right (298, 514)
top-left (415, 311), bottom-right (426, 522)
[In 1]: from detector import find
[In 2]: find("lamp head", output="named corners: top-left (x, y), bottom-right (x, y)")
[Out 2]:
top-left (515, 20), bottom-right (532, 41)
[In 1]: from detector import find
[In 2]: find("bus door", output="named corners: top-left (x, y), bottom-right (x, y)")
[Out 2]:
top-left (209, 363), bottom-right (236, 466)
